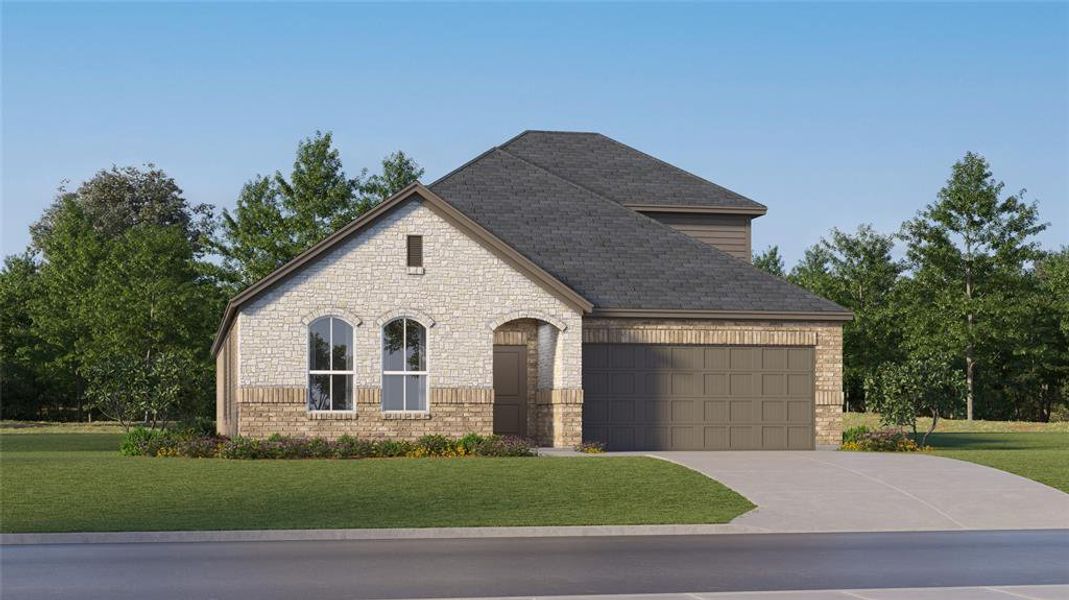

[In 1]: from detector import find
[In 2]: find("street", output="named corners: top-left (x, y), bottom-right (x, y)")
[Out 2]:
top-left (2, 530), bottom-right (1068, 599)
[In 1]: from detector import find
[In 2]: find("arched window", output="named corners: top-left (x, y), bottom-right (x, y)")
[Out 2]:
top-left (382, 318), bottom-right (428, 411)
top-left (308, 317), bottom-right (354, 411)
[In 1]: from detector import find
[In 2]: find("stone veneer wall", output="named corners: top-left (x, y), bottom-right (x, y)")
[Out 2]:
top-left (227, 198), bottom-right (583, 442)
top-left (583, 318), bottom-right (845, 448)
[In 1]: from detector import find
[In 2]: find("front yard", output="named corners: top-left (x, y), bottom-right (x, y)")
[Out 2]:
top-left (0, 431), bottom-right (754, 533)
top-left (843, 412), bottom-right (1069, 493)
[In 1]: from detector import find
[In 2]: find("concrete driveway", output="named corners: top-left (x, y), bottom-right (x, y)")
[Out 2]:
top-left (648, 451), bottom-right (1069, 532)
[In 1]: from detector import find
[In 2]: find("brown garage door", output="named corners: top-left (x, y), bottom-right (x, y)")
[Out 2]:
top-left (582, 344), bottom-right (815, 450)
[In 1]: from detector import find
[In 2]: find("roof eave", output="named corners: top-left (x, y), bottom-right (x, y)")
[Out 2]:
top-left (625, 204), bottom-right (768, 216)
top-left (588, 308), bottom-right (854, 322)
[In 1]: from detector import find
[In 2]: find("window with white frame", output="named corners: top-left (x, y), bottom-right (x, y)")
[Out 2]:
top-left (308, 316), bottom-right (354, 411)
top-left (382, 318), bottom-right (428, 411)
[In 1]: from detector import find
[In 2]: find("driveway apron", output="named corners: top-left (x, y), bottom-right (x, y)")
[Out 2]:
top-left (643, 451), bottom-right (1069, 532)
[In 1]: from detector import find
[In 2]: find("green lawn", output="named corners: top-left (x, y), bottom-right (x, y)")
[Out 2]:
top-left (0, 432), bottom-right (753, 533)
top-left (924, 432), bottom-right (1069, 494)
top-left (843, 413), bottom-right (1069, 493)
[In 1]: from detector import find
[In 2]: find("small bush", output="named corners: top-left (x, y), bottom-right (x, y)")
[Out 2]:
top-left (574, 441), bottom-right (605, 454)
top-left (841, 428), bottom-right (923, 452)
top-left (842, 425), bottom-right (871, 445)
top-left (123, 430), bottom-right (537, 459)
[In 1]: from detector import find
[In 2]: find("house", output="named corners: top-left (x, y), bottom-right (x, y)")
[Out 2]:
top-left (212, 131), bottom-right (851, 450)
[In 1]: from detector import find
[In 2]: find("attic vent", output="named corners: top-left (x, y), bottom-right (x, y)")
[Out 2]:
top-left (407, 235), bottom-right (423, 268)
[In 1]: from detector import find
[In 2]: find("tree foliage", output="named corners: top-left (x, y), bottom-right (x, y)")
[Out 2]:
top-left (865, 352), bottom-right (966, 446)
top-left (899, 152), bottom-right (1047, 419)
top-left (214, 132), bottom-right (423, 287)
top-left (788, 225), bottom-right (904, 410)
top-left (752, 245), bottom-right (785, 277)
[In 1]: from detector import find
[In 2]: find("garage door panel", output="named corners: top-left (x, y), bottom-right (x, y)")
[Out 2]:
top-left (761, 426), bottom-right (785, 449)
top-left (583, 344), bottom-right (815, 451)
top-left (787, 400), bottom-right (812, 423)
top-left (788, 348), bottom-right (814, 371)
top-left (730, 373), bottom-right (753, 395)
top-left (705, 347), bottom-right (730, 370)
top-left (761, 373), bottom-right (786, 396)
top-left (788, 374), bottom-right (812, 396)
top-left (704, 373), bottom-right (728, 396)
top-left (761, 348), bottom-right (788, 370)
top-left (610, 372), bottom-right (636, 395)
top-left (761, 400), bottom-right (786, 422)
top-left (704, 400), bottom-right (728, 422)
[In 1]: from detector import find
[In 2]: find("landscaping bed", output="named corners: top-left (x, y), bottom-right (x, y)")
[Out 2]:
top-left (0, 432), bottom-right (754, 533)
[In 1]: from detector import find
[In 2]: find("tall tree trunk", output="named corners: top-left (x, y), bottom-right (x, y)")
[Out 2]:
top-left (964, 258), bottom-right (975, 420)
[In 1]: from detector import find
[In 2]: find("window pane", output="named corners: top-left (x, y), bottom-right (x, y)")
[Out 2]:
top-left (332, 319), bottom-right (353, 371)
top-left (308, 374), bottom-right (330, 410)
top-left (406, 320), bottom-right (426, 372)
top-left (332, 374), bottom-right (352, 411)
top-left (405, 375), bottom-right (427, 411)
top-left (382, 319), bottom-right (405, 372)
top-left (383, 375), bottom-right (405, 411)
top-left (309, 318), bottom-right (331, 371)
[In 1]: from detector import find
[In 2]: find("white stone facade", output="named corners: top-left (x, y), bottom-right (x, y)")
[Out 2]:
top-left (237, 198), bottom-right (584, 393)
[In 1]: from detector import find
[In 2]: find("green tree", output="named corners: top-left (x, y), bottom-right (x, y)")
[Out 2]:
top-left (12, 166), bottom-right (222, 420)
top-left (215, 132), bottom-right (423, 287)
top-left (752, 245), bottom-right (785, 277)
top-left (789, 225), bottom-right (904, 410)
top-left (865, 352), bottom-right (966, 446)
top-left (899, 152), bottom-right (1046, 419)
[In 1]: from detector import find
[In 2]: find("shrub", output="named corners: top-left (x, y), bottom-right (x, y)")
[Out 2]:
top-left (122, 431), bottom-right (536, 459)
top-left (574, 441), bottom-right (605, 454)
top-left (842, 425), bottom-right (871, 445)
top-left (841, 428), bottom-right (922, 452)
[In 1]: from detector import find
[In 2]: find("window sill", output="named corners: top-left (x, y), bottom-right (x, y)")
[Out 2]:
top-left (407, 266), bottom-right (425, 275)
top-left (382, 411), bottom-right (431, 420)
top-left (307, 410), bottom-right (358, 420)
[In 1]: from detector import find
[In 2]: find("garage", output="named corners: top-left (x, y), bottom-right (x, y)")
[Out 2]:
top-left (582, 344), bottom-right (815, 450)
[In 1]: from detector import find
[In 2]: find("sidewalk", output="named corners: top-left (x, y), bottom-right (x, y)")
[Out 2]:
top-left (405, 586), bottom-right (1069, 600)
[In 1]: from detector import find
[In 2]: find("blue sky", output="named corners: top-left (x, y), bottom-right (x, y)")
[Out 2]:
top-left (2, 2), bottom-right (1066, 265)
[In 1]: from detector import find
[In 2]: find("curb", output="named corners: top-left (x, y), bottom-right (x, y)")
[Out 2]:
top-left (0, 524), bottom-right (767, 545)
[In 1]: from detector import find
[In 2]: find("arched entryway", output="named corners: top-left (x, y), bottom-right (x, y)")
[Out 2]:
top-left (491, 317), bottom-right (563, 444)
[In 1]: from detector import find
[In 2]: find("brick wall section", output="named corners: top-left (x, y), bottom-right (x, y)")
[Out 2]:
top-left (583, 318), bottom-right (845, 448)
top-left (227, 198), bottom-right (583, 442)
top-left (536, 388), bottom-right (584, 447)
top-left (238, 387), bottom-right (494, 440)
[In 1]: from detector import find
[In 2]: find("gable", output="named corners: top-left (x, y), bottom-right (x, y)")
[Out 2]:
top-left (211, 184), bottom-right (591, 356)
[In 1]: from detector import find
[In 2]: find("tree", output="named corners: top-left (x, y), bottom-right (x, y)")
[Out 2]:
top-left (752, 246), bottom-right (785, 277)
top-left (12, 166), bottom-right (222, 421)
top-left (899, 152), bottom-right (1047, 419)
top-left (215, 132), bottom-right (423, 287)
top-left (865, 352), bottom-right (966, 446)
top-left (84, 350), bottom-right (196, 431)
top-left (789, 225), bottom-right (904, 410)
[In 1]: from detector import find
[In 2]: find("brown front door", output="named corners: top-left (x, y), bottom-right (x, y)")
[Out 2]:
top-left (493, 345), bottom-right (527, 437)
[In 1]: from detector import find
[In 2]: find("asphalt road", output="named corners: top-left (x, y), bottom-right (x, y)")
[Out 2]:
top-left (3, 530), bottom-right (1068, 600)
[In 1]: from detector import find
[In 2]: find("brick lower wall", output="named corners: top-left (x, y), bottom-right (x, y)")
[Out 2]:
top-left (237, 386), bottom-right (494, 440)
top-left (535, 388), bottom-right (584, 447)
top-left (583, 318), bottom-right (845, 449)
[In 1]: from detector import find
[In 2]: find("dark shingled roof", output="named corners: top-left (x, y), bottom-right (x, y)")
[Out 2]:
top-left (497, 130), bottom-right (766, 211)
top-left (430, 144), bottom-right (845, 314)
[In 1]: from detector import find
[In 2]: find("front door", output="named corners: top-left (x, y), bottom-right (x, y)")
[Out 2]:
top-left (493, 345), bottom-right (527, 437)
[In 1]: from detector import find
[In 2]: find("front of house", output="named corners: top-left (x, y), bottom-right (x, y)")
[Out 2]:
top-left (214, 131), bottom-right (851, 450)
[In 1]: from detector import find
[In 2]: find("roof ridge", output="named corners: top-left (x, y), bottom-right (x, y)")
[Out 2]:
top-left (593, 133), bottom-right (767, 210)
top-left (493, 146), bottom-right (755, 264)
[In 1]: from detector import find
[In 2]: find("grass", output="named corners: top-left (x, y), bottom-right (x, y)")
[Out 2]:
top-left (842, 412), bottom-right (1069, 494)
top-left (842, 412), bottom-right (1069, 433)
top-left (924, 432), bottom-right (1069, 494)
top-left (0, 432), bottom-right (754, 533)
